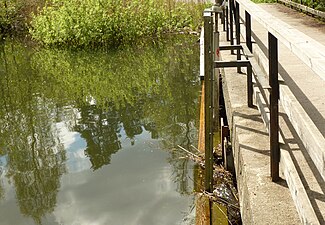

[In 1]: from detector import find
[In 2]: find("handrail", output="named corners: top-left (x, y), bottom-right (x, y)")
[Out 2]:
top-left (236, 0), bottom-right (325, 82)
top-left (223, 0), bottom-right (325, 182)
top-left (221, 2), bottom-right (325, 222)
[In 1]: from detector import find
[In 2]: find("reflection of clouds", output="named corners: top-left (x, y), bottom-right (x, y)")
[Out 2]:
top-left (52, 133), bottom-right (194, 225)
top-left (0, 156), bottom-right (6, 177)
top-left (57, 122), bottom-right (78, 148)
top-left (155, 166), bottom-right (174, 195)
top-left (57, 122), bottom-right (90, 173)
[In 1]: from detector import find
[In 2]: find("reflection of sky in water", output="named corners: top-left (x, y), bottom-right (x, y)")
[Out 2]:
top-left (0, 117), bottom-right (195, 225)
top-left (57, 122), bottom-right (90, 173)
top-left (0, 157), bottom-right (5, 180)
top-left (53, 122), bottom-right (195, 225)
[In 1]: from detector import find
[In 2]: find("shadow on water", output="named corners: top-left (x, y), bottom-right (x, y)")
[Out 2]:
top-left (0, 35), bottom-right (200, 225)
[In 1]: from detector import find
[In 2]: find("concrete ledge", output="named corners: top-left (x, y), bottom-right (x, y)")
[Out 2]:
top-left (220, 40), bottom-right (301, 224)
top-left (280, 149), bottom-right (319, 224)
top-left (235, 0), bottom-right (325, 81)
top-left (254, 83), bottom-right (319, 224)
top-left (252, 43), bottom-right (325, 181)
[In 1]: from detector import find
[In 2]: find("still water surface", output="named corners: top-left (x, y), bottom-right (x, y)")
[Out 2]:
top-left (0, 36), bottom-right (200, 225)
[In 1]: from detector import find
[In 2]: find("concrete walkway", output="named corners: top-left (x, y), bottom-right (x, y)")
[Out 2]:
top-left (220, 2), bottom-right (325, 224)
top-left (251, 3), bottom-right (325, 136)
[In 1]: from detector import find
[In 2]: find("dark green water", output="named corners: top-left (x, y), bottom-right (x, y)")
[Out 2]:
top-left (0, 36), bottom-right (200, 225)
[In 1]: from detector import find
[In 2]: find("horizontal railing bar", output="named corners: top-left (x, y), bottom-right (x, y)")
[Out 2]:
top-left (214, 60), bottom-right (250, 68)
top-left (219, 45), bottom-right (242, 50)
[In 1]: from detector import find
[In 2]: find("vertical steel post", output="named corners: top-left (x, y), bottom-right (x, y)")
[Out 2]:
top-left (204, 11), bottom-right (214, 193)
top-left (225, 4), bottom-right (229, 41)
top-left (222, 8), bottom-right (226, 31)
top-left (235, 1), bottom-right (241, 73)
top-left (213, 9), bottom-right (220, 132)
top-left (245, 11), bottom-right (252, 52)
top-left (247, 65), bottom-right (253, 107)
top-left (268, 32), bottom-right (280, 182)
top-left (229, 0), bottom-right (234, 53)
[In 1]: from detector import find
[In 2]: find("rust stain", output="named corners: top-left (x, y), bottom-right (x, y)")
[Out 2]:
top-left (195, 194), bottom-right (210, 225)
top-left (198, 82), bottom-right (205, 153)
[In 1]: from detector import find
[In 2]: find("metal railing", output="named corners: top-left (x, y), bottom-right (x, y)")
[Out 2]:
top-left (223, 0), bottom-right (286, 181)
top-left (221, 0), bottom-right (325, 182)
top-left (202, 4), bottom-right (254, 192)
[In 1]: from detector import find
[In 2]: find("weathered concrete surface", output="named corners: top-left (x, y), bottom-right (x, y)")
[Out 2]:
top-left (236, 0), bottom-right (325, 82)
top-left (219, 2), bottom-right (325, 224)
top-left (219, 42), bottom-right (301, 224)
top-left (240, 4), bottom-right (325, 223)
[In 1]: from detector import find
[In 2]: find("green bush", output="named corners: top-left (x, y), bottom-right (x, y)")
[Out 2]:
top-left (0, 0), bottom-right (21, 33)
top-left (291, 0), bottom-right (325, 11)
top-left (29, 0), bottom-right (207, 48)
top-left (0, 0), bottom-right (46, 36)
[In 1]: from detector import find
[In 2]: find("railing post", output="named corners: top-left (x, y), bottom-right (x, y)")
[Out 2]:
top-left (225, 2), bottom-right (229, 41)
top-left (204, 11), bottom-right (214, 193)
top-left (247, 65), bottom-right (253, 107)
top-left (268, 32), bottom-right (280, 182)
top-left (212, 5), bottom-right (222, 133)
top-left (245, 11), bottom-right (252, 52)
top-left (222, 7), bottom-right (226, 31)
top-left (229, 0), bottom-right (234, 54)
top-left (235, 1), bottom-right (241, 73)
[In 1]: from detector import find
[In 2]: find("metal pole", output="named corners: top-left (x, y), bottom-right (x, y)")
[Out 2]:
top-left (268, 32), bottom-right (280, 182)
top-left (245, 11), bottom-right (252, 52)
top-left (235, 1), bottom-right (241, 73)
top-left (212, 7), bottom-right (221, 132)
top-left (204, 11), bottom-right (214, 193)
top-left (222, 9), bottom-right (226, 31)
top-left (225, 3), bottom-right (229, 41)
top-left (229, 0), bottom-right (234, 54)
top-left (247, 65), bottom-right (253, 107)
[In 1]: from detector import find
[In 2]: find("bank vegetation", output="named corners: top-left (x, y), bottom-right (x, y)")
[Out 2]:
top-left (0, 0), bottom-right (208, 48)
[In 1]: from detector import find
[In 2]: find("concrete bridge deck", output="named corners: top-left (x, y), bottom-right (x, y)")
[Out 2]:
top-left (217, 2), bottom-right (325, 224)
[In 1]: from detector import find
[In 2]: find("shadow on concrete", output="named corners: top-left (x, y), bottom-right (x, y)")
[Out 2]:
top-left (233, 111), bottom-right (264, 124)
top-left (239, 143), bottom-right (270, 157)
top-left (280, 112), bottom-right (325, 223)
top-left (235, 123), bottom-right (268, 136)
top-left (251, 32), bottom-right (325, 138)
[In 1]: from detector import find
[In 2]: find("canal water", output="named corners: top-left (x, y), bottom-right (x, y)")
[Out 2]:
top-left (0, 36), bottom-right (200, 225)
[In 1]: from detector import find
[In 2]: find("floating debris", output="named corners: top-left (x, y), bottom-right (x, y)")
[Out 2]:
top-left (177, 145), bottom-right (241, 225)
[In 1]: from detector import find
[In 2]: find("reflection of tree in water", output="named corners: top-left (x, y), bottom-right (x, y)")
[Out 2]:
top-left (75, 103), bottom-right (121, 170)
top-left (0, 41), bottom-right (66, 224)
top-left (0, 36), bottom-right (200, 224)
top-left (141, 38), bottom-right (200, 195)
top-left (120, 102), bottom-right (143, 145)
top-left (3, 102), bottom-right (66, 225)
